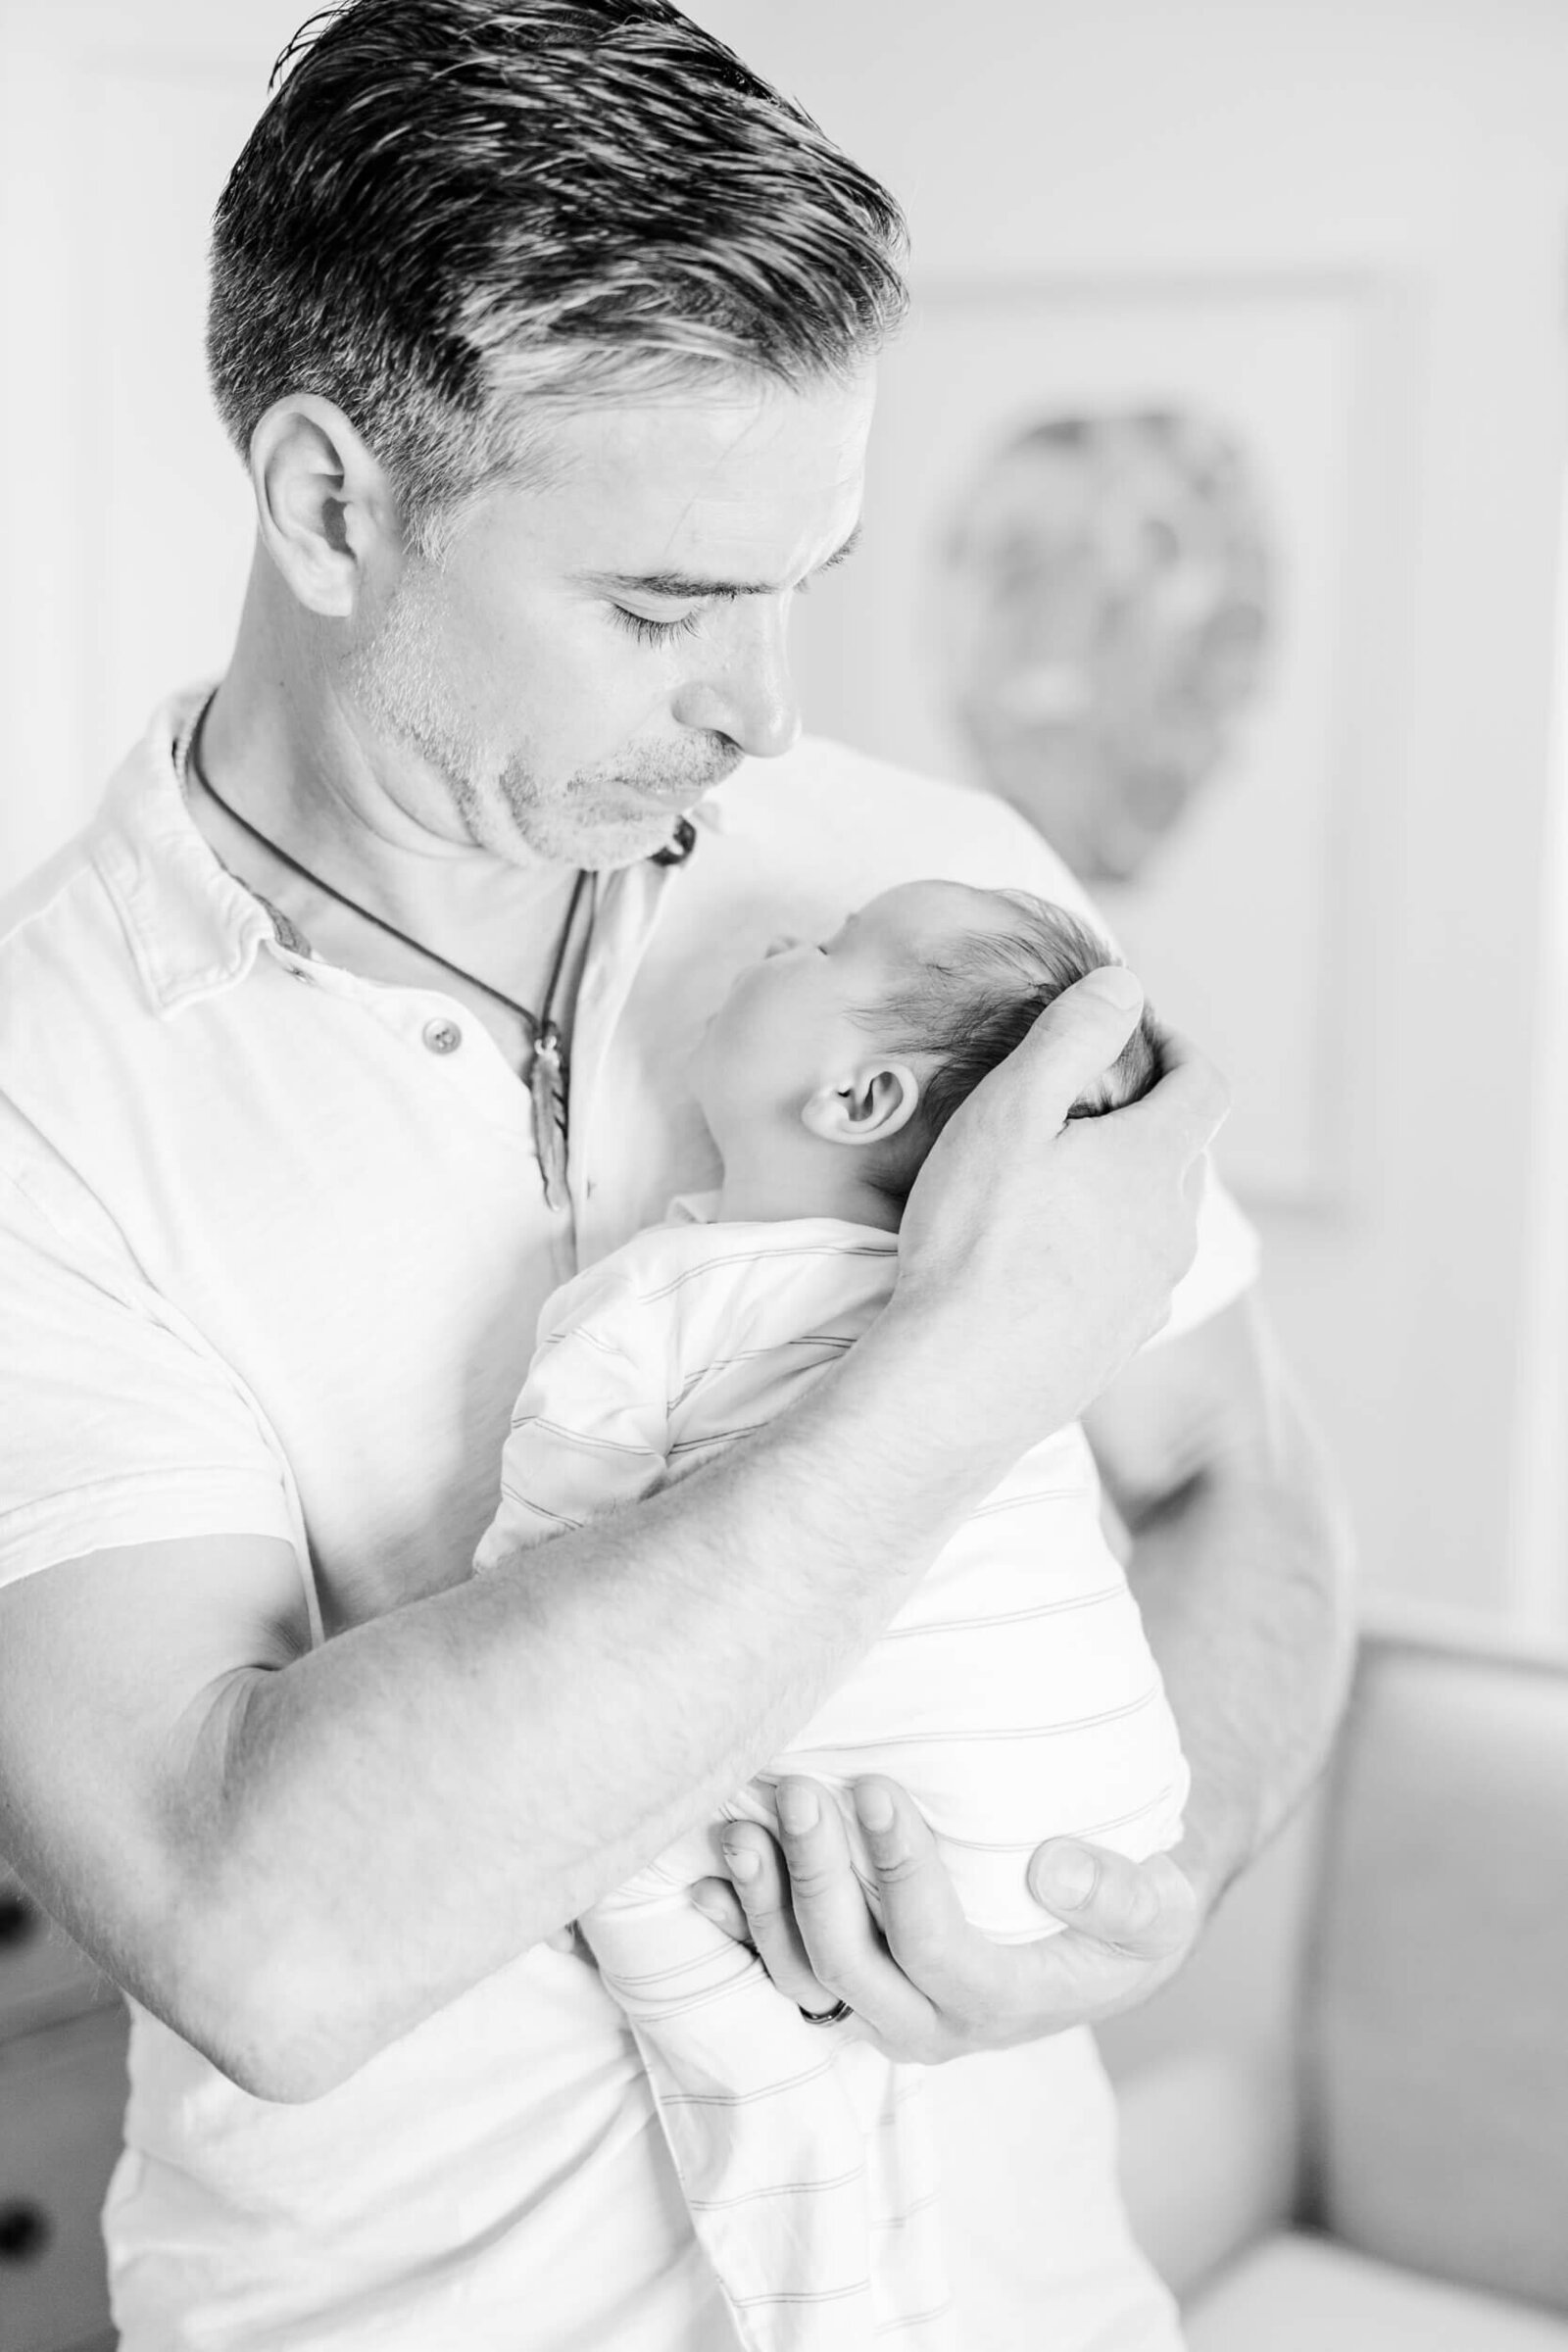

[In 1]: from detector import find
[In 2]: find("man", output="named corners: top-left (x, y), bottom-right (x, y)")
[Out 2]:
top-left (0, 3), bottom-right (1351, 2346)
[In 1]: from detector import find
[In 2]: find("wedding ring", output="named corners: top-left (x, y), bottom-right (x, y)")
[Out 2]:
top-left (799, 1997), bottom-right (853, 2027)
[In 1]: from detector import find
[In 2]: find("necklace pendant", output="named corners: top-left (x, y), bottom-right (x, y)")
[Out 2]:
top-left (183, 700), bottom-right (591, 1215)
top-left (649, 815), bottom-right (698, 868)
top-left (529, 1021), bottom-right (570, 1212)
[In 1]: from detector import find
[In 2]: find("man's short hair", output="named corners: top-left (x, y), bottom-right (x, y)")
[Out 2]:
top-left (860, 891), bottom-right (1163, 1177)
top-left (208, 0), bottom-right (908, 550)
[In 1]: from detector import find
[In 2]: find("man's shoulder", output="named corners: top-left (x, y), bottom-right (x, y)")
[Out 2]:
top-left (0, 690), bottom-right (218, 1005)
top-left (711, 735), bottom-right (1101, 922)
top-left (0, 825), bottom-right (108, 966)
top-left (0, 818), bottom-right (135, 1112)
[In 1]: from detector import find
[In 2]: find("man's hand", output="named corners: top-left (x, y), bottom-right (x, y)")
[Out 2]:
top-left (891, 971), bottom-right (1231, 1463)
top-left (690, 1775), bottom-right (1200, 2062)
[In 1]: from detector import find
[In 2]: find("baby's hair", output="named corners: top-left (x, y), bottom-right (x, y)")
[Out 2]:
top-left (858, 890), bottom-right (1163, 1168)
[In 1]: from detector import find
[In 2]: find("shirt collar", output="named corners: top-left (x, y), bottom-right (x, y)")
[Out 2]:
top-left (92, 685), bottom-right (287, 1018)
top-left (91, 685), bottom-right (730, 1023)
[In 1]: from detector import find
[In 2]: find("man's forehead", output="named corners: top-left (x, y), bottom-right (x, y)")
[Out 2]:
top-left (529, 373), bottom-right (874, 581)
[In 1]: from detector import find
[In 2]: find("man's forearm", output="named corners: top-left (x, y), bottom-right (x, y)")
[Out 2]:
top-left (1124, 1394), bottom-right (1355, 1909)
top-left (199, 1291), bottom-right (1053, 2092)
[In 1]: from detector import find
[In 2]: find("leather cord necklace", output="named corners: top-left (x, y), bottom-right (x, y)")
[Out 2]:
top-left (184, 711), bottom-right (619, 1213)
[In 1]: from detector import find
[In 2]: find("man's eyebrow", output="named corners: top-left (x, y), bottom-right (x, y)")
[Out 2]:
top-left (579, 522), bottom-right (862, 604)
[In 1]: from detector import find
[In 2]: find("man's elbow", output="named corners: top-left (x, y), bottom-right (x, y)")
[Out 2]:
top-left (172, 1893), bottom-right (562, 2104)
top-left (172, 1918), bottom-right (390, 2105)
top-left (207, 1996), bottom-right (369, 2106)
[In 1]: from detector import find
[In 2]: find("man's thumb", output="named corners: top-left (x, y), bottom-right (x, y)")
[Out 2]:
top-left (1017, 964), bottom-right (1146, 1112)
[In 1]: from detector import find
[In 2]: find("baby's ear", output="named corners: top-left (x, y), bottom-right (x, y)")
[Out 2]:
top-left (802, 1062), bottom-right (920, 1148)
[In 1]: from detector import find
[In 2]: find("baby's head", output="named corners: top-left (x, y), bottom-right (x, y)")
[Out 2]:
top-left (693, 879), bottom-right (1162, 1220)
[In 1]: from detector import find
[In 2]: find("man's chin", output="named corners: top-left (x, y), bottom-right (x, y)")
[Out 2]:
top-left (565, 776), bottom-right (730, 869)
top-left (579, 811), bottom-right (696, 871)
top-left (517, 807), bottom-right (690, 873)
top-left (499, 756), bottom-right (737, 870)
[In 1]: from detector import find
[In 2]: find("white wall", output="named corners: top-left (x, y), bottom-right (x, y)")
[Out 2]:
top-left (3, 0), bottom-right (1566, 1628)
top-left (686, 0), bottom-right (1568, 1632)
top-left (0, 0), bottom-right (309, 874)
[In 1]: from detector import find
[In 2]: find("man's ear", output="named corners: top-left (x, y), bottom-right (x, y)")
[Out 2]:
top-left (249, 393), bottom-right (402, 619)
top-left (801, 1061), bottom-right (920, 1148)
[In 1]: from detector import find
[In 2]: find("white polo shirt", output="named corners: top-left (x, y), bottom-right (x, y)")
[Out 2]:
top-left (0, 689), bottom-right (1254, 2350)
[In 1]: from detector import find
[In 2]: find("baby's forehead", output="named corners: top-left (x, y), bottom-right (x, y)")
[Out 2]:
top-left (857, 877), bottom-right (1011, 948)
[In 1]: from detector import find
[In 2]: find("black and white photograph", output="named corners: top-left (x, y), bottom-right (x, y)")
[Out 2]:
top-left (1, 5), bottom-right (1566, 2350)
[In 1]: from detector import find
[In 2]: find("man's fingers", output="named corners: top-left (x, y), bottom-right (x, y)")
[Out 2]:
top-left (689, 1876), bottom-right (750, 1943)
top-left (850, 1777), bottom-right (980, 2008)
top-left (1182, 1147), bottom-right (1211, 1211)
top-left (962, 983), bottom-right (1229, 1179)
top-left (1002, 965), bottom-right (1149, 1129)
top-left (773, 1778), bottom-right (938, 2048)
top-left (1126, 1026), bottom-right (1232, 1164)
top-left (1026, 1839), bottom-right (1200, 1962)
top-left (719, 1824), bottom-right (834, 2013)
top-left (772, 1778), bottom-right (873, 1984)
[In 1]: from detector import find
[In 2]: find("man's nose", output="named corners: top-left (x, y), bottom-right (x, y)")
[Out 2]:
top-left (671, 610), bottom-right (802, 760)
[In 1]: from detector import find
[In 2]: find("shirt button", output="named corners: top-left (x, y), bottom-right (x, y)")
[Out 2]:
top-left (422, 1017), bottom-right (463, 1055)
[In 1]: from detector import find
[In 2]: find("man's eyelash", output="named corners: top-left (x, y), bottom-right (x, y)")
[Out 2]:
top-left (611, 606), bottom-right (704, 647)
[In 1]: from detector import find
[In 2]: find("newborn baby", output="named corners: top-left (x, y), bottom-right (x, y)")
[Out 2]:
top-left (475, 881), bottom-right (1188, 2352)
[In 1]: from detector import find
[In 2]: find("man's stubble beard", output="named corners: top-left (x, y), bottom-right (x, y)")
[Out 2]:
top-left (345, 561), bottom-right (742, 872)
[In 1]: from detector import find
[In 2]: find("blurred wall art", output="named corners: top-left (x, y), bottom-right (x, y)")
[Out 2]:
top-left (797, 276), bottom-right (1374, 1204)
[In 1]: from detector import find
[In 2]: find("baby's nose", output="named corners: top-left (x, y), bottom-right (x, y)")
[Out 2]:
top-left (764, 933), bottom-right (801, 958)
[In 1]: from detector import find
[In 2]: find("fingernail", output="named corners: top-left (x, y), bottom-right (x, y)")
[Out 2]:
top-left (1082, 963), bottom-right (1143, 1010)
top-left (854, 1782), bottom-right (895, 1834)
top-left (723, 1839), bottom-right (760, 1884)
top-left (1033, 1844), bottom-right (1097, 1910)
top-left (777, 1781), bottom-right (820, 1836)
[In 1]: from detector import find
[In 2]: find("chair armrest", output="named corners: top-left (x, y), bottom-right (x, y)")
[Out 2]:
top-left (1114, 2045), bottom-right (1299, 2304)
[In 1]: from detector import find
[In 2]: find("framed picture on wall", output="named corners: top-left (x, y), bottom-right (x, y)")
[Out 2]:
top-left (792, 274), bottom-right (1375, 1207)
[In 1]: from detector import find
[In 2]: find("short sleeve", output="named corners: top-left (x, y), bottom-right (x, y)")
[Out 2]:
top-left (0, 1168), bottom-right (293, 1588)
top-left (1149, 1158), bottom-right (1262, 1348)
top-left (473, 1253), bottom-right (674, 1570)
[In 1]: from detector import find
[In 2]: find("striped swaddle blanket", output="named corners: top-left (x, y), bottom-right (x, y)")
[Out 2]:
top-left (475, 1198), bottom-right (1189, 2350)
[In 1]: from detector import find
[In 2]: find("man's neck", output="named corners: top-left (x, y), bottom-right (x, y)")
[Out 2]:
top-left (187, 565), bottom-right (585, 1022)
